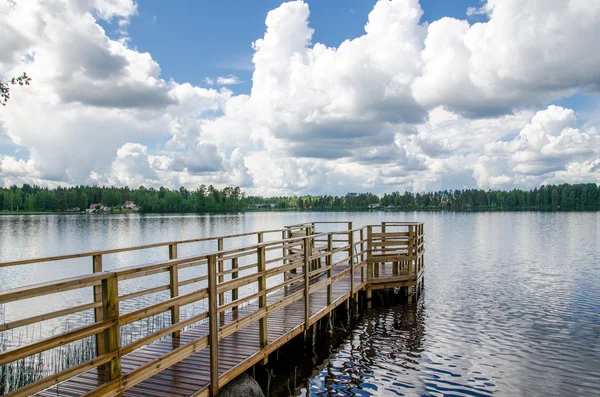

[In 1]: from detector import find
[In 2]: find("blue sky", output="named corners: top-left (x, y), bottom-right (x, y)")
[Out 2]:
top-left (104, 0), bottom-right (484, 94)
top-left (97, 0), bottom-right (595, 117)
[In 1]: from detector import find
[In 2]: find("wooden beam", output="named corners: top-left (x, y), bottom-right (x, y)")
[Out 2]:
top-left (360, 228), bottom-right (365, 283)
top-left (208, 254), bottom-right (219, 396)
top-left (101, 274), bottom-right (121, 382)
top-left (348, 222), bottom-right (355, 300)
top-left (93, 254), bottom-right (104, 357)
top-left (0, 301), bottom-right (101, 332)
top-left (303, 235), bottom-right (311, 332)
top-left (231, 257), bottom-right (238, 313)
top-left (3, 351), bottom-right (118, 397)
top-left (326, 234), bottom-right (332, 305)
top-left (0, 321), bottom-right (113, 366)
top-left (118, 288), bottom-right (208, 326)
top-left (217, 238), bottom-right (224, 324)
top-left (168, 244), bottom-right (180, 338)
top-left (0, 271), bottom-right (112, 304)
top-left (257, 242), bottom-right (268, 365)
top-left (408, 225), bottom-right (414, 277)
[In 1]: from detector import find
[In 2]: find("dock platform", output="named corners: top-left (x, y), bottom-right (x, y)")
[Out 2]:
top-left (0, 221), bottom-right (424, 396)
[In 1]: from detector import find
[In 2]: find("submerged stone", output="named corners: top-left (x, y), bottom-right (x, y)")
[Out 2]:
top-left (216, 373), bottom-right (265, 397)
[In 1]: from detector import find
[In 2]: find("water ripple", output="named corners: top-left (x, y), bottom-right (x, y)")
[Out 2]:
top-left (295, 212), bottom-right (600, 397)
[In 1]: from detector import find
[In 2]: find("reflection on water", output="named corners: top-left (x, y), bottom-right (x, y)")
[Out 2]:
top-left (307, 301), bottom-right (427, 397)
top-left (294, 211), bottom-right (600, 397)
top-left (1, 211), bottom-right (600, 396)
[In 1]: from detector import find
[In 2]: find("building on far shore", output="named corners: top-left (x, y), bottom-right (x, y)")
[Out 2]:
top-left (87, 203), bottom-right (103, 213)
top-left (123, 201), bottom-right (139, 211)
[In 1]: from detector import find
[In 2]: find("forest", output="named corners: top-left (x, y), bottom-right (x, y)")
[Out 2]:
top-left (0, 185), bottom-right (246, 213)
top-left (0, 183), bottom-right (599, 213)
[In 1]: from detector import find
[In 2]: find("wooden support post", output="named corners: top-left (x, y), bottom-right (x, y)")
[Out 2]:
top-left (408, 225), bottom-right (414, 277)
top-left (92, 254), bottom-right (105, 357)
top-left (208, 254), bottom-right (219, 396)
top-left (282, 230), bottom-right (287, 281)
top-left (303, 235), bottom-right (311, 332)
top-left (217, 238), bottom-right (224, 324)
top-left (326, 233), bottom-right (332, 306)
top-left (366, 226), bottom-right (373, 301)
top-left (381, 222), bottom-right (386, 276)
top-left (168, 244), bottom-right (180, 338)
top-left (348, 222), bottom-right (355, 301)
top-left (305, 226), bottom-right (316, 272)
top-left (360, 228), bottom-right (365, 283)
top-left (420, 224), bottom-right (424, 274)
top-left (257, 241), bottom-right (268, 365)
top-left (288, 228), bottom-right (297, 276)
top-left (231, 257), bottom-right (238, 313)
top-left (101, 274), bottom-right (121, 382)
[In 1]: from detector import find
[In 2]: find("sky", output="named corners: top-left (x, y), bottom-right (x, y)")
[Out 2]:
top-left (1, 0), bottom-right (600, 196)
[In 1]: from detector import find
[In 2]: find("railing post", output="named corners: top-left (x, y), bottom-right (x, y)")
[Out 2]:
top-left (208, 254), bottom-right (219, 396)
top-left (305, 225), bottom-right (318, 272)
top-left (348, 222), bottom-right (355, 301)
top-left (303, 235), bottom-right (311, 331)
top-left (366, 226), bottom-right (373, 300)
top-left (326, 233), bottom-right (333, 306)
top-left (287, 228), bottom-right (297, 277)
top-left (101, 273), bottom-right (121, 382)
top-left (421, 224), bottom-right (425, 273)
top-left (217, 238), bottom-right (224, 324)
top-left (360, 228), bottom-right (365, 283)
top-left (168, 244), bottom-right (180, 338)
top-left (408, 225), bottom-right (414, 277)
top-left (231, 257), bottom-right (239, 313)
top-left (380, 222), bottom-right (386, 277)
top-left (257, 239), bottom-right (268, 365)
top-left (373, 225), bottom-right (380, 278)
top-left (93, 254), bottom-right (104, 356)
top-left (282, 230), bottom-right (287, 281)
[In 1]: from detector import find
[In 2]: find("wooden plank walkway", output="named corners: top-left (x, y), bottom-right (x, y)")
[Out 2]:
top-left (37, 265), bottom-right (361, 397)
top-left (0, 221), bottom-right (424, 397)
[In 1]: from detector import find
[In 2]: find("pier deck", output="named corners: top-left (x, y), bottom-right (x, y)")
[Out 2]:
top-left (0, 221), bottom-right (424, 397)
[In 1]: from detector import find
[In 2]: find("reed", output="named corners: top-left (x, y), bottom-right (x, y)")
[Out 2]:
top-left (0, 308), bottom-right (174, 393)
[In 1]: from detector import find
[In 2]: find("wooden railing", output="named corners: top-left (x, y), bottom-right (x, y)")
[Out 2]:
top-left (0, 221), bottom-right (423, 396)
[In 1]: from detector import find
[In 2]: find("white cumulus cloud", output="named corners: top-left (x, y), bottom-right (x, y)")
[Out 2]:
top-left (1, 0), bottom-right (600, 195)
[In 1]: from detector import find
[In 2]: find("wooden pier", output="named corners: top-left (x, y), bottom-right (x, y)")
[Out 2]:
top-left (0, 221), bottom-right (424, 397)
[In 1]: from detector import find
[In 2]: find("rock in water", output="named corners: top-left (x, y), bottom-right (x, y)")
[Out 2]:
top-left (216, 373), bottom-right (265, 397)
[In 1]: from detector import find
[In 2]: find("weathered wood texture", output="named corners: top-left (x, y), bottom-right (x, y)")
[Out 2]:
top-left (0, 221), bottom-right (424, 397)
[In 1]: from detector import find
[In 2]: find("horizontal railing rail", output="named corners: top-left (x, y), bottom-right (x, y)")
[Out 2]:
top-left (0, 221), bottom-right (424, 397)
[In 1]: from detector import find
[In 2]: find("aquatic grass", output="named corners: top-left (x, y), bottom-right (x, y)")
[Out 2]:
top-left (0, 305), bottom-right (182, 393)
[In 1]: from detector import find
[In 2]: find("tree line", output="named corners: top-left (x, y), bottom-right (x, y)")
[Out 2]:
top-left (250, 183), bottom-right (600, 210)
top-left (0, 185), bottom-right (246, 213)
top-left (0, 183), bottom-right (599, 213)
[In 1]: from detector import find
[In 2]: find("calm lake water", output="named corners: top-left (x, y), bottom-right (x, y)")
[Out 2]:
top-left (1, 211), bottom-right (599, 396)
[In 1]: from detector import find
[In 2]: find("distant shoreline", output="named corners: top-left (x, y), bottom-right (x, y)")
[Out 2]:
top-left (1, 208), bottom-right (598, 216)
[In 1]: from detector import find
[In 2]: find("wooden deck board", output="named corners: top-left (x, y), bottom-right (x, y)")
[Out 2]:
top-left (36, 265), bottom-right (360, 397)
top-left (1, 222), bottom-right (425, 397)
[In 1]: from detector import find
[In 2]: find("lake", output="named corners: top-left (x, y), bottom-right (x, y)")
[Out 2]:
top-left (1, 211), bottom-right (599, 396)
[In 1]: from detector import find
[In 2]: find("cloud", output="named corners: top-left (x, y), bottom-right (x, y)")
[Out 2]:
top-left (216, 75), bottom-right (242, 85)
top-left (108, 142), bottom-right (159, 186)
top-left (1, 0), bottom-right (600, 195)
top-left (414, 0), bottom-right (600, 117)
top-left (474, 106), bottom-right (600, 188)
